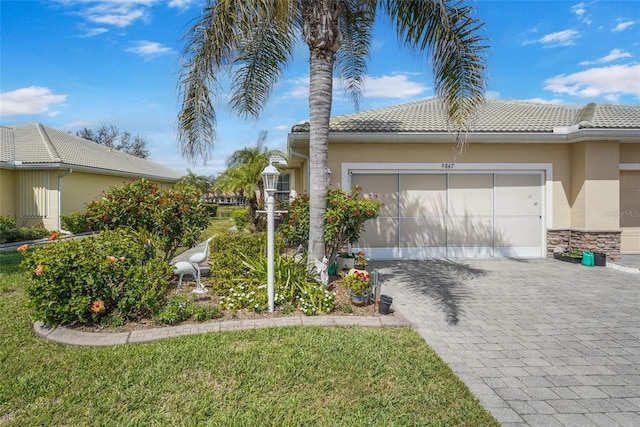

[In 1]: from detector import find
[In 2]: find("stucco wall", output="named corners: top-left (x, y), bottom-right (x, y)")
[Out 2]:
top-left (0, 169), bottom-right (16, 218)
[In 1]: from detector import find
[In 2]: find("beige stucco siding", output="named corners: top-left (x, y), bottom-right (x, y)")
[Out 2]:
top-left (0, 169), bottom-right (16, 218)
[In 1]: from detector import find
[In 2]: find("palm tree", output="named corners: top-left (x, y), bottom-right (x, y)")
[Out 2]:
top-left (213, 131), bottom-right (286, 229)
top-left (177, 0), bottom-right (487, 263)
top-left (174, 168), bottom-right (212, 195)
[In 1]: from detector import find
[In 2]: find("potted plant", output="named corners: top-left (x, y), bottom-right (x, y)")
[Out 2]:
top-left (336, 252), bottom-right (356, 271)
top-left (553, 248), bottom-right (583, 264)
top-left (354, 250), bottom-right (367, 270)
top-left (340, 269), bottom-right (372, 306)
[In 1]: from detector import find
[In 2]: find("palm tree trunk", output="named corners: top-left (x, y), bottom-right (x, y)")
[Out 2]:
top-left (307, 53), bottom-right (333, 262)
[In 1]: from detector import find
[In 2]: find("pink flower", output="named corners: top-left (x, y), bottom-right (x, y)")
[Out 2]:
top-left (35, 265), bottom-right (44, 275)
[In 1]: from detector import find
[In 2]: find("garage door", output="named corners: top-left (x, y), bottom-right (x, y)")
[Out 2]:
top-left (621, 171), bottom-right (640, 254)
top-left (352, 172), bottom-right (543, 259)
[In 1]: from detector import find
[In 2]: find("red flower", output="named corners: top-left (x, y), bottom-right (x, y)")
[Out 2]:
top-left (48, 231), bottom-right (61, 240)
top-left (35, 265), bottom-right (44, 275)
top-left (17, 244), bottom-right (28, 252)
top-left (106, 256), bottom-right (117, 263)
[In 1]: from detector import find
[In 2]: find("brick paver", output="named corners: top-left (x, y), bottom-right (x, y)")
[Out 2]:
top-left (374, 257), bottom-right (640, 427)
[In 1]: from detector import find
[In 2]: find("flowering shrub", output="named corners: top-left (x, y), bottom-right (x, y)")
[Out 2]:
top-left (340, 269), bottom-right (372, 296)
top-left (85, 178), bottom-right (210, 261)
top-left (20, 229), bottom-right (173, 326)
top-left (61, 212), bottom-right (90, 234)
top-left (354, 250), bottom-right (367, 267)
top-left (297, 285), bottom-right (336, 315)
top-left (279, 186), bottom-right (383, 265)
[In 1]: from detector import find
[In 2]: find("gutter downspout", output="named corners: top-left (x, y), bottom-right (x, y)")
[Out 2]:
top-left (58, 169), bottom-right (73, 234)
top-left (289, 148), bottom-right (310, 193)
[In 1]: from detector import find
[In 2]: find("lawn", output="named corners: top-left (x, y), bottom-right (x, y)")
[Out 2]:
top-left (0, 249), bottom-right (498, 426)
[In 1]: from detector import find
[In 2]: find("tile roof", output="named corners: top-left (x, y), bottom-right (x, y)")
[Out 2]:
top-left (290, 98), bottom-right (640, 133)
top-left (0, 123), bottom-right (182, 181)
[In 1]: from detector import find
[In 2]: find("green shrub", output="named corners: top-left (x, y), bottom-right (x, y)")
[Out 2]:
top-left (0, 225), bottom-right (49, 244)
top-left (61, 212), bottom-right (91, 234)
top-left (85, 178), bottom-right (210, 261)
top-left (240, 253), bottom-right (335, 315)
top-left (216, 206), bottom-right (236, 218)
top-left (20, 229), bottom-right (173, 326)
top-left (203, 202), bottom-right (218, 218)
top-left (209, 232), bottom-right (283, 294)
top-left (190, 303), bottom-right (221, 321)
top-left (0, 215), bottom-right (16, 231)
top-left (155, 294), bottom-right (191, 325)
top-left (232, 207), bottom-right (250, 231)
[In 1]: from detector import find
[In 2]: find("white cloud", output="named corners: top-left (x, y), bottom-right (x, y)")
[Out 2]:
top-left (579, 49), bottom-right (633, 65)
top-left (485, 90), bottom-right (501, 100)
top-left (282, 73), bottom-right (428, 100)
top-left (126, 41), bottom-right (173, 57)
top-left (523, 29), bottom-right (580, 47)
top-left (519, 98), bottom-right (565, 105)
top-left (57, 0), bottom-right (154, 29)
top-left (0, 86), bottom-right (67, 116)
top-left (273, 125), bottom-right (289, 131)
top-left (612, 20), bottom-right (636, 33)
top-left (79, 26), bottom-right (109, 37)
top-left (571, 3), bottom-right (591, 24)
top-left (544, 64), bottom-right (640, 100)
top-left (361, 74), bottom-right (429, 98)
top-left (168, 0), bottom-right (197, 9)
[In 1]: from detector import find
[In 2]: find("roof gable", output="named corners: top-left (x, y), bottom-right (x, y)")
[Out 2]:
top-left (0, 123), bottom-right (183, 181)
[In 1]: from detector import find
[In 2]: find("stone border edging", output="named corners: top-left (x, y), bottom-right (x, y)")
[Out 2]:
top-left (32, 313), bottom-right (410, 347)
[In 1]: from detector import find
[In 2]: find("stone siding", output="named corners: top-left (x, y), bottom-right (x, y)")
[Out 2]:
top-left (547, 229), bottom-right (621, 260)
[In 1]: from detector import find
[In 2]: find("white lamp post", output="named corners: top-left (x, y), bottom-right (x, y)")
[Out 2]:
top-left (262, 160), bottom-right (280, 312)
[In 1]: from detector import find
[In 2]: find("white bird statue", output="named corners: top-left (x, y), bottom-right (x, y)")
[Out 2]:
top-left (172, 261), bottom-right (198, 291)
top-left (189, 237), bottom-right (213, 294)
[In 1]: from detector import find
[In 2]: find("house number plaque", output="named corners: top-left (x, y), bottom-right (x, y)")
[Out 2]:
top-left (441, 163), bottom-right (455, 169)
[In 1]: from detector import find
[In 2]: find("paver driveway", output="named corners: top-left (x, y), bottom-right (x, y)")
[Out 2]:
top-left (372, 258), bottom-right (640, 427)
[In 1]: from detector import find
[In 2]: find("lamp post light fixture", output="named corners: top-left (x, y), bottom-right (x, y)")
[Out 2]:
top-left (262, 160), bottom-right (280, 312)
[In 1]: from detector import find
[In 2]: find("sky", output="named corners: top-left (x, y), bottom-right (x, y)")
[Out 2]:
top-left (1, 0), bottom-right (639, 177)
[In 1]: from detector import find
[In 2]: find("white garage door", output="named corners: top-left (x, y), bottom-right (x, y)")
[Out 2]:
top-left (621, 171), bottom-right (640, 254)
top-left (352, 172), bottom-right (543, 259)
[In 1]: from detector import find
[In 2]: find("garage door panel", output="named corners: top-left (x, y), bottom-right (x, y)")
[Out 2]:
top-left (400, 174), bottom-right (446, 217)
top-left (448, 174), bottom-right (493, 215)
top-left (400, 217), bottom-right (446, 247)
top-left (495, 174), bottom-right (542, 216)
top-left (357, 218), bottom-right (398, 248)
top-left (495, 217), bottom-right (541, 247)
top-left (447, 216), bottom-right (494, 247)
top-left (352, 174), bottom-right (398, 217)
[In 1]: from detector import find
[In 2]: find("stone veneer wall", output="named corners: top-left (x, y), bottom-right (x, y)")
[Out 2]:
top-left (547, 229), bottom-right (621, 260)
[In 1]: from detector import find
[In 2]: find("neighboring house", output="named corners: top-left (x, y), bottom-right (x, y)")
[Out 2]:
top-left (287, 98), bottom-right (640, 260)
top-left (204, 192), bottom-right (246, 206)
top-left (0, 123), bottom-right (183, 232)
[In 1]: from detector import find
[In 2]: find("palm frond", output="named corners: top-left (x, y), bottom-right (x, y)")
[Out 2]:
top-left (230, 2), bottom-right (299, 118)
top-left (334, 0), bottom-right (376, 110)
top-left (382, 0), bottom-right (487, 131)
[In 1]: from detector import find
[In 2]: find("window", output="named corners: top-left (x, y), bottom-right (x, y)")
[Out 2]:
top-left (275, 173), bottom-right (290, 202)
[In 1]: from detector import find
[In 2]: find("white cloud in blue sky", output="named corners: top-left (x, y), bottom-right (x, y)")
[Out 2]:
top-left (1, 0), bottom-right (639, 175)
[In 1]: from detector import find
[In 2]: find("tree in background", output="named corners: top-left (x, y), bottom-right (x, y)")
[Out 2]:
top-left (213, 131), bottom-right (286, 230)
top-left (174, 168), bottom-right (213, 195)
top-left (77, 125), bottom-right (150, 159)
top-left (177, 0), bottom-right (487, 265)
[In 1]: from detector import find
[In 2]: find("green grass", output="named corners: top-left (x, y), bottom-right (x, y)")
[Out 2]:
top-left (203, 216), bottom-right (234, 237)
top-left (0, 251), bottom-right (498, 426)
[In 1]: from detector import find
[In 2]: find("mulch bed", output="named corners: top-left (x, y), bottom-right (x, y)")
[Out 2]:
top-left (68, 275), bottom-right (381, 333)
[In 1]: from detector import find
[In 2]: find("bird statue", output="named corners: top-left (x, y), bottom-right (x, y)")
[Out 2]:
top-left (189, 237), bottom-right (213, 294)
top-left (172, 261), bottom-right (198, 291)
